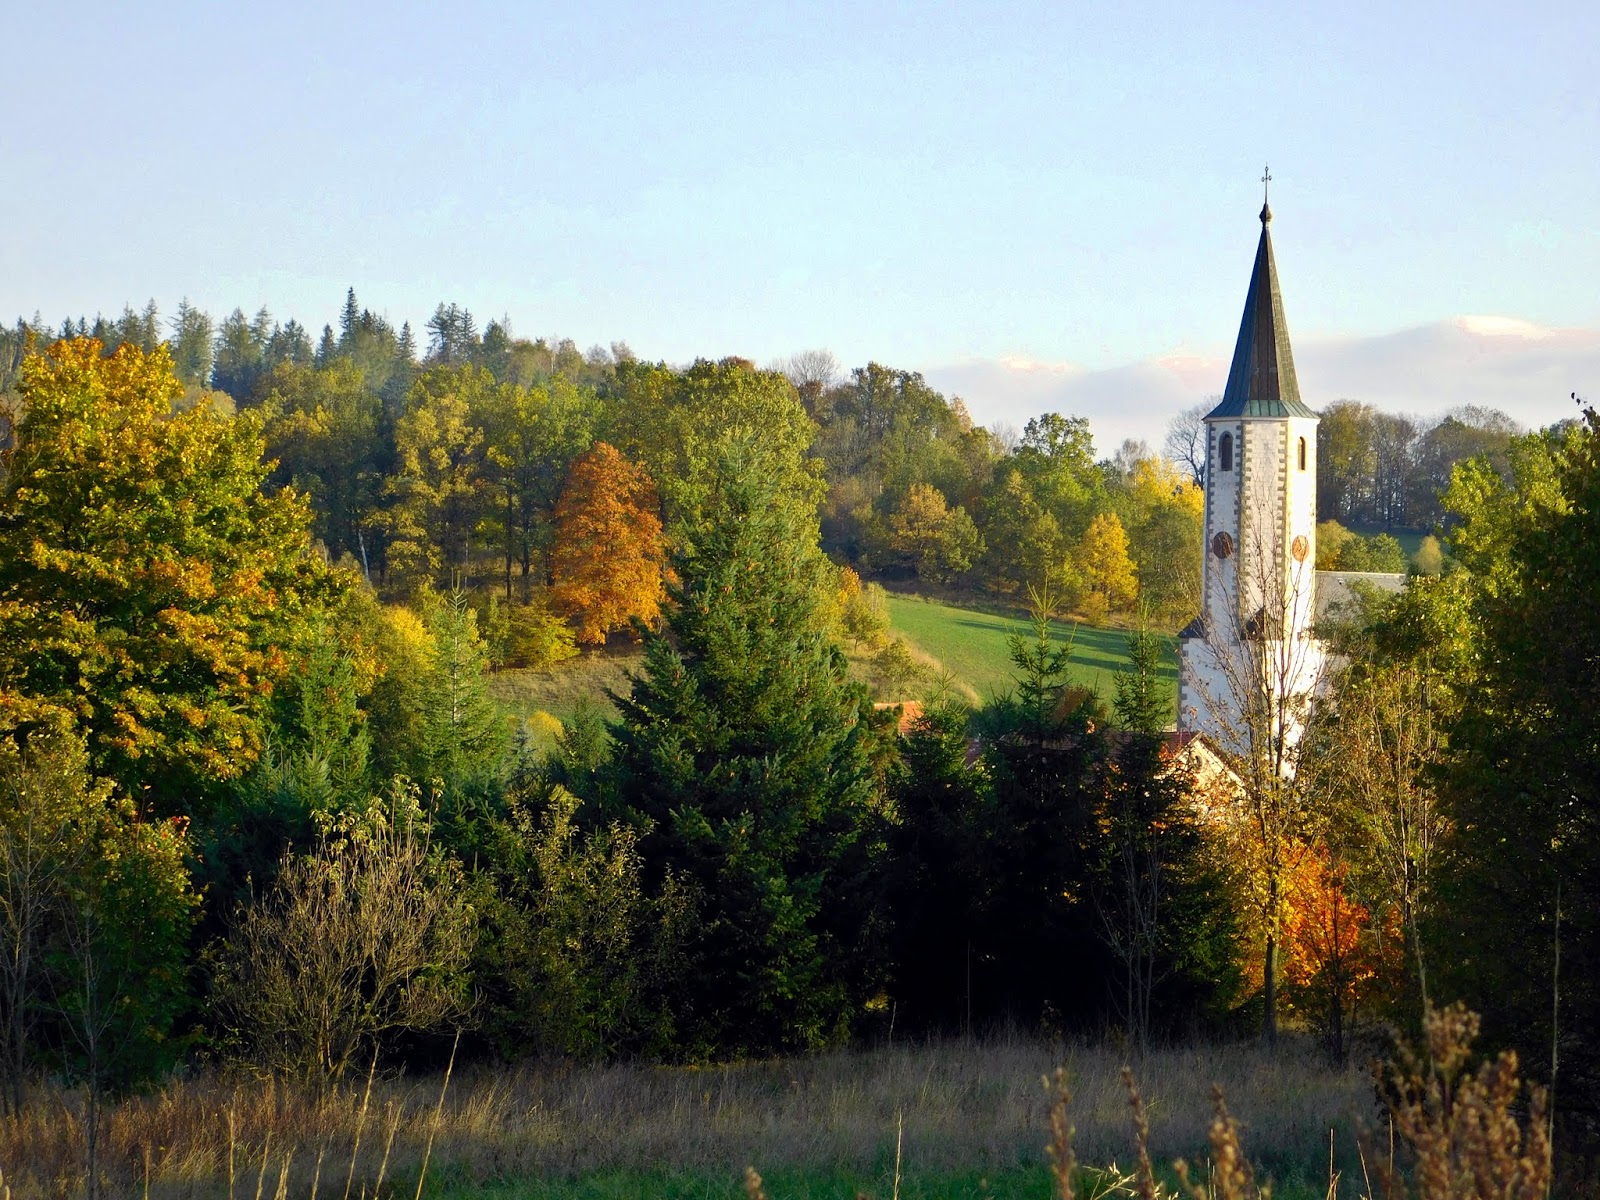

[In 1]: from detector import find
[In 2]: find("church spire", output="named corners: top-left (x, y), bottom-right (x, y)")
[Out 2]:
top-left (1206, 192), bottom-right (1315, 420)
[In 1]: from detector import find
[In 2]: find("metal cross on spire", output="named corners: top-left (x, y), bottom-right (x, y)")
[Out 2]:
top-left (1260, 164), bottom-right (1273, 223)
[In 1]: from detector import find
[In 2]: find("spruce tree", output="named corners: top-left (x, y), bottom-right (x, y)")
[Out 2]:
top-left (974, 591), bottom-right (1109, 1030)
top-left (611, 432), bottom-right (889, 1056)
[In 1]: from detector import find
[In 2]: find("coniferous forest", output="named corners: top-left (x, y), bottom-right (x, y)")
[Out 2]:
top-left (0, 296), bottom-right (1594, 1195)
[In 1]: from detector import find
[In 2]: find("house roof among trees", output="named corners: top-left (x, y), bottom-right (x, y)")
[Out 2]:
top-left (1206, 205), bottom-right (1318, 422)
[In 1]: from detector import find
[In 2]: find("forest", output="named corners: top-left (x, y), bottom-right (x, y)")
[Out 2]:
top-left (0, 296), bottom-right (1592, 1196)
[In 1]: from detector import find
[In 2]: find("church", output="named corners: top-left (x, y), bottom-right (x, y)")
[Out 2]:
top-left (1176, 198), bottom-right (1403, 756)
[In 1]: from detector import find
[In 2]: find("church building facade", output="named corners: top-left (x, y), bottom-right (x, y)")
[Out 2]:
top-left (1177, 201), bottom-right (1325, 755)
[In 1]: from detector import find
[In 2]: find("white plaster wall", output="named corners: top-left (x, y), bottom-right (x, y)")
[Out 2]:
top-left (1202, 418), bottom-right (1242, 640)
top-left (1181, 414), bottom-right (1324, 758)
top-left (1178, 637), bottom-right (1232, 739)
top-left (1282, 416), bottom-right (1319, 639)
top-left (1237, 420), bottom-right (1284, 623)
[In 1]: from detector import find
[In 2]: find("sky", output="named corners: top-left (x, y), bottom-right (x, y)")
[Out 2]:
top-left (3, 0), bottom-right (1596, 452)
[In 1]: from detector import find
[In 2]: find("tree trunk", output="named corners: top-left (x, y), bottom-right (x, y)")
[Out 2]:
top-left (1263, 933), bottom-right (1279, 1045)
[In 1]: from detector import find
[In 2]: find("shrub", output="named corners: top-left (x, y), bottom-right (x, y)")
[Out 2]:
top-left (211, 787), bottom-right (472, 1082)
top-left (505, 591), bottom-right (580, 669)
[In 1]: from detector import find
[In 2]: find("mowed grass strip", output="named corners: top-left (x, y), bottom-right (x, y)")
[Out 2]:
top-left (436, 1163), bottom-right (1336, 1200)
top-left (884, 593), bottom-right (1178, 705)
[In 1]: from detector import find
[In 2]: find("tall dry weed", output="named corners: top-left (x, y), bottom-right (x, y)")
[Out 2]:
top-left (0, 1034), bottom-right (1367, 1199)
top-left (1366, 1003), bottom-right (1552, 1200)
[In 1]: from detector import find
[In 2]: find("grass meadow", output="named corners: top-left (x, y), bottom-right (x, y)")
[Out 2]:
top-left (881, 593), bottom-right (1177, 706)
top-left (488, 592), bottom-right (1178, 750)
top-left (0, 1035), bottom-right (1371, 1200)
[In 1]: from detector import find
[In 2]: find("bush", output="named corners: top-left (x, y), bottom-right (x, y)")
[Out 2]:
top-left (1411, 534), bottom-right (1445, 576)
top-left (841, 576), bottom-right (891, 647)
top-left (1336, 532), bottom-right (1408, 573)
top-left (211, 787), bottom-right (472, 1081)
top-left (506, 591), bottom-right (580, 669)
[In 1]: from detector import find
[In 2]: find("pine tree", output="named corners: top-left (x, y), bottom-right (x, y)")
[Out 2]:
top-left (1091, 614), bottom-right (1238, 1048)
top-left (611, 433), bottom-right (889, 1055)
top-left (166, 298), bottom-right (215, 389)
top-left (314, 324), bottom-right (336, 368)
top-left (338, 288), bottom-right (360, 350)
top-left (973, 589), bottom-right (1110, 1028)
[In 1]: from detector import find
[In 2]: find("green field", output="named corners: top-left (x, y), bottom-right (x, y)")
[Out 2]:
top-left (883, 592), bottom-right (1177, 706)
top-left (1347, 524), bottom-right (1427, 558)
top-left (487, 593), bottom-right (1178, 743)
top-left (435, 1163), bottom-right (1333, 1200)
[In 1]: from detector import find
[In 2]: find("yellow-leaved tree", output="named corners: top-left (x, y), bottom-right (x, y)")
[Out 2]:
top-left (1077, 511), bottom-right (1138, 620)
top-left (550, 443), bottom-right (666, 643)
top-left (0, 339), bottom-right (329, 799)
top-left (1124, 457), bottom-right (1203, 621)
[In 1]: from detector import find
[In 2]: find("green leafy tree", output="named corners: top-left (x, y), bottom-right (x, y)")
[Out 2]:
top-left (259, 360), bottom-right (388, 572)
top-left (0, 725), bottom-right (94, 1112)
top-left (1425, 411), bottom-right (1600, 1114)
top-left (885, 482), bottom-right (982, 582)
top-left (385, 366), bottom-right (492, 590)
top-left (1013, 412), bottom-right (1104, 542)
top-left (978, 469), bottom-right (1072, 597)
top-left (52, 779), bottom-right (197, 1193)
top-left (486, 785), bottom-right (684, 1059)
top-left (480, 375), bottom-right (601, 596)
top-left (608, 357), bottom-right (823, 536)
top-left (1335, 531), bottom-right (1407, 572)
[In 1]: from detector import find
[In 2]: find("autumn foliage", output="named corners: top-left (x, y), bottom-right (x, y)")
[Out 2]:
top-left (1077, 511), bottom-right (1138, 618)
top-left (1278, 843), bottom-right (1395, 1051)
top-left (550, 442), bottom-right (666, 643)
top-left (0, 338), bottom-right (326, 793)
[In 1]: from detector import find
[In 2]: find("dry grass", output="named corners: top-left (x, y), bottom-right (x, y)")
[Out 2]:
top-left (0, 1036), bottom-right (1367, 1199)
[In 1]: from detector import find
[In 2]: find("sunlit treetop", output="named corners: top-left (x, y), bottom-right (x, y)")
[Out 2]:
top-left (0, 338), bottom-right (336, 804)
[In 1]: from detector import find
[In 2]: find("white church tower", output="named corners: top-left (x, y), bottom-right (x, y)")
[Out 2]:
top-left (1178, 197), bottom-right (1324, 757)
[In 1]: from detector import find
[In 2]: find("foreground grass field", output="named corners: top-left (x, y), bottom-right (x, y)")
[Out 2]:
top-left (0, 1036), bottom-right (1367, 1200)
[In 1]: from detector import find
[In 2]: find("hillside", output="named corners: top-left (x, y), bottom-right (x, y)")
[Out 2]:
top-left (489, 593), bottom-right (1180, 746)
top-left (883, 592), bottom-right (1178, 705)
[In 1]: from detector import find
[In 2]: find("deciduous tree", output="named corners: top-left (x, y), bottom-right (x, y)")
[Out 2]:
top-left (212, 790), bottom-right (471, 1082)
top-left (1078, 511), bottom-right (1138, 618)
top-left (550, 443), bottom-right (666, 643)
top-left (0, 339), bottom-right (328, 799)
top-left (384, 366), bottom-right (492, 590)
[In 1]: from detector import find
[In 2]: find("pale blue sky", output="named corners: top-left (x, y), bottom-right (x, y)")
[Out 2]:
top-left (4, 1), bottom-right (1596, 445)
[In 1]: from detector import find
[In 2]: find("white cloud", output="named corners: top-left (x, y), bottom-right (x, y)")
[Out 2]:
top-left (923, 316), bottom-right (1600, 456)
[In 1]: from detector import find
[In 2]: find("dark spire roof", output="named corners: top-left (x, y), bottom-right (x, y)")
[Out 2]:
top-left (1206, 205), bottom-right (1317, 420)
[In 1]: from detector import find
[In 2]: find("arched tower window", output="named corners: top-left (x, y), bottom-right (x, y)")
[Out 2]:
top-left (1219, 432), bottom-right (1234, 473)
top-left (1298, 436), bottom-right (1307, 471)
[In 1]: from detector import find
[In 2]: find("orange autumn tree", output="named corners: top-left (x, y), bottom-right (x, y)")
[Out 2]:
top-left (1279, 842), bottom-right (1395, 1060)
top-left (550, 442), bottom-right (666, 644)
